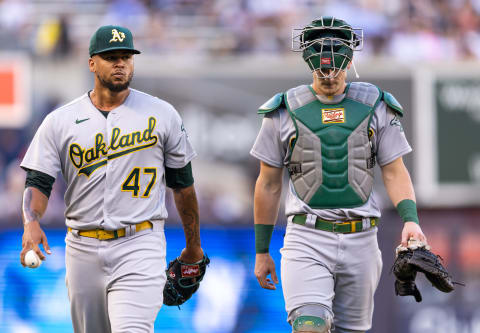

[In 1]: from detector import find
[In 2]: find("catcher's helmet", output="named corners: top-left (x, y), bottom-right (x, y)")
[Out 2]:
top-left (292, 16), bottom-right (363, 78)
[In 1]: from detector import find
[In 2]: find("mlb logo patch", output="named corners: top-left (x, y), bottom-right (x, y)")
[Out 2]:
top-left (322, 108), bottom-right (345, 124)
top-left (321, 58), bottom-right (331, 65)
top-left (181, 264), bottom-right (200, 277)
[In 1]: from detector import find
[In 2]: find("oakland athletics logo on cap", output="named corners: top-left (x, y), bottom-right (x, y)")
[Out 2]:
top-left (110, 29), bottom-right (126, 43)
top-left (89, 25), bottom-right (141, 56)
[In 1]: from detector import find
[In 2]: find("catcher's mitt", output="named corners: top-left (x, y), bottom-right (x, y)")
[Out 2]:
top-left (392, 239), bottom-right (458, 302)
top-left (163, 255), bottom-right (210, 306)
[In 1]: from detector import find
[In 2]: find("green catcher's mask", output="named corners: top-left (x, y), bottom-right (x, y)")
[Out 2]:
top-left (292, 16), bottom-right (363, 78)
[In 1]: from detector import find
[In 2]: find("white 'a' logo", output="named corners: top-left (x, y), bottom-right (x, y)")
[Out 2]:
top-left (109, 29), bottom-right (126, 43)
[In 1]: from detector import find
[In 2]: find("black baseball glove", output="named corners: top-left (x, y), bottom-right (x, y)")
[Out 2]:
top-left (392, 241), bottom-right (456, 302)
top-left (163, 255), bottom-right (210, 306)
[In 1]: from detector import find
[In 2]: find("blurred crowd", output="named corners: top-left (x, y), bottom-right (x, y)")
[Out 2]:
top-left (1, 0), bottom-right (480, 227)
top-left (0, 0), bottom-right (480, 60)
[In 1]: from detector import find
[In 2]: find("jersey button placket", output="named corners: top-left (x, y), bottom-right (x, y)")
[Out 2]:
top-left (103, 112), bottom-right (116, 223)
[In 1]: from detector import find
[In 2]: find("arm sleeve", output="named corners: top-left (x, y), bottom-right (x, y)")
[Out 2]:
top-left (164, 108), bottom-right (196, 168)
top-left (374, 104), bottom-right (412, 166)
top-left (250, 111), bottom-right (286, 168)
top-left (165, 162), bottom-right (194, 189)
top-left (24, 169), bottom-right (56, 198)
top-left (20, 113), bottom-right (61, 178)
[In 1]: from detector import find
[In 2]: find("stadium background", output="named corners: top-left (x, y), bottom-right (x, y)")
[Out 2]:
top-left (0, 0), bottom-right (480, 332)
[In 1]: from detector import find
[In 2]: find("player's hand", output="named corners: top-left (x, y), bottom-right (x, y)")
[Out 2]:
top-left (401, 222), bottom-right (427, 247)
top-left (179, 246), bottom-right (204, 264)
top-left (20, 220), bottom-right (51, 267)
top-left (255, 253), bottom-right (279, 290)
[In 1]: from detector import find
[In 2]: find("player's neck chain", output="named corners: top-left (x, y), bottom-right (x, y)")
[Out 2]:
top-left (68, 117), bottom-right (158, 177)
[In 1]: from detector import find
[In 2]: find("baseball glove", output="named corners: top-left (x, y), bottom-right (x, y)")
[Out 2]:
top-left (392, 240), bottom-right (456, 302)
top-left (163, 255), bottom-right (210, 306)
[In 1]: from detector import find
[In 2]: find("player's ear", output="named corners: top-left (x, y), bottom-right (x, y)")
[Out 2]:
top-left (346, 60), bottom-right (352, 70)
top-left (88, 57), bottom-right (96, 73)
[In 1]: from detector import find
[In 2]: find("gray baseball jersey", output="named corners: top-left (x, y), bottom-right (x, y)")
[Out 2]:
top-left (21, 88), bottom-right (196, 230)
top-left (250, 91), bottom-right (411, 220)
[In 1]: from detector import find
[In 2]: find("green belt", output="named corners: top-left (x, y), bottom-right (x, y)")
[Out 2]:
top-left (292, 215), bottom-right (378, 233)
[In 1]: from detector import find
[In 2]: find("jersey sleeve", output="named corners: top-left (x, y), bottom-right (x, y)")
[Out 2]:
top-left (164, 108), bottom-right (196, 168)
top-left (374, 103), bottom-right (412, 166)
top-left (250, 110), bottom-right (286, 168)
top-left (24, 169), bottom-right (55, 198)
top-left (20, 113), bottom-right (61, 178)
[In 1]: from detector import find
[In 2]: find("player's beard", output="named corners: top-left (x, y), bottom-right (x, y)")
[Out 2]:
top-left (97, 72), bottom-right (133, 92)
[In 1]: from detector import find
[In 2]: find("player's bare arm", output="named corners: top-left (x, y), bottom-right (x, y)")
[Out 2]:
top-left (172, 184), bottom-right (204, 263)
top-left (20, 187), bottom-right (51, 266)
top-left (381, 156), bottom-right (427, 246)
top-left (254, 161), bottom-right (283, 290)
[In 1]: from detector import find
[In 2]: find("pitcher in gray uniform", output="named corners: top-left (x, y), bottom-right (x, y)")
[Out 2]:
top-left (19, 25), bottom-right (206, 333)
top-left (251, 17), bottom-right (428, 333)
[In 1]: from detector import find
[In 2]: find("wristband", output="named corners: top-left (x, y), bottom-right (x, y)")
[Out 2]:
top-left (396, 199), bottom-right (419, 224)
top-left (254, 224), bottom-right (274, 254)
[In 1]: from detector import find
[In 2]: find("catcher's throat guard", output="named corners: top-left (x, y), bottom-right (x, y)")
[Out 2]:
top-left (292, 16), bottom-right (363, 78)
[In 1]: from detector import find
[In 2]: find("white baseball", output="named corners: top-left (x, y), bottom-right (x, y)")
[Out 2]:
top-left (25, 250), bottom-right (42, 268)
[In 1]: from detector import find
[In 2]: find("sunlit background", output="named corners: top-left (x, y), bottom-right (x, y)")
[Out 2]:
top-left (0, 0), bottom-right (480, 332)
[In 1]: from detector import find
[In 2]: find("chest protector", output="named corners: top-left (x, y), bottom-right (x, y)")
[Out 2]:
top-left (285, 82), bottom-right (382, 209)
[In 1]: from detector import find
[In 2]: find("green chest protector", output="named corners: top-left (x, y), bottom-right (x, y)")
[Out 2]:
top-left (259, 82), bottom-right (404, 209)
top-left (258, 82), bottom-right (403, 209)
top-left (285, 83), bottom-right (382, 208)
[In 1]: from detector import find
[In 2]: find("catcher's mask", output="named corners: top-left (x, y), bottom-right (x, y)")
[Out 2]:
top-left (292, 16), bottom-right (363, 79)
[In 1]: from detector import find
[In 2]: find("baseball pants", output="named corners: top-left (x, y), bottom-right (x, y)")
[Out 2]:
top-left (65, 221), bottom-right (166, 333)
top-left (281, 222), bottom-right (382, 331)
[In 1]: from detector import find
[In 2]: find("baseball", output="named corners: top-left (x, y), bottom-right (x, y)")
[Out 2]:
top-left (25, 250), bottom-right (42, 268)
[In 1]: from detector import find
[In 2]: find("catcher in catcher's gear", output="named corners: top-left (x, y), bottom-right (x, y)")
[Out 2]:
top-left (163, 255), bottom-right (210, 306)
top-left (393, 239), bottom-right (462, 302)
top-left (251, 16), bottom-right (431, 333)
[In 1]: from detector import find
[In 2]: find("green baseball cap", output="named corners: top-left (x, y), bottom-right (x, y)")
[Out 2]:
top-left (89, 25), bottom-right (141, 56)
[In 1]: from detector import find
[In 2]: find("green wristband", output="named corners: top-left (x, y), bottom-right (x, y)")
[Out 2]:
top-left (254, 224), bottom-right (274, 254)
top-left (396, 199), bottom-right (419, 224)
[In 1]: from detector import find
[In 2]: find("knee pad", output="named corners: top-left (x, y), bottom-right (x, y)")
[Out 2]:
top-left (290, 304), bottom-right (333, 333)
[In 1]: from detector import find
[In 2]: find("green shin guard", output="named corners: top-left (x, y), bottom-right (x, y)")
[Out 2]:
top-left (293, 315), bottom-right (330, 333)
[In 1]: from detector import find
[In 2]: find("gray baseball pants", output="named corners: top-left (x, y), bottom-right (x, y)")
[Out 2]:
top-left (281, 222), bottom-right (382, 331)
top-left (65, 222), bottom-right (166, 333)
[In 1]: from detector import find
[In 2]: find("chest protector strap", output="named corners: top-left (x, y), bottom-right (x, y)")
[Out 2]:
top-left (285, 82), bottom-right (381, 209)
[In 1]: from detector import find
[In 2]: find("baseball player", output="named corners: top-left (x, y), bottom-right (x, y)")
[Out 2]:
top-left (251, 17), bottom-right (428, 333)
top-left (19, 25), bottom-right (205, 332)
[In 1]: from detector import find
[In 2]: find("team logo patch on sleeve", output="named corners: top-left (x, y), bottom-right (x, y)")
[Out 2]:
top-left (181, 265), bottom-right (200, 277)
top-left (322, 108), bottom-right (345, 124)
top-left (390, 116), bottom-right (404, 132)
